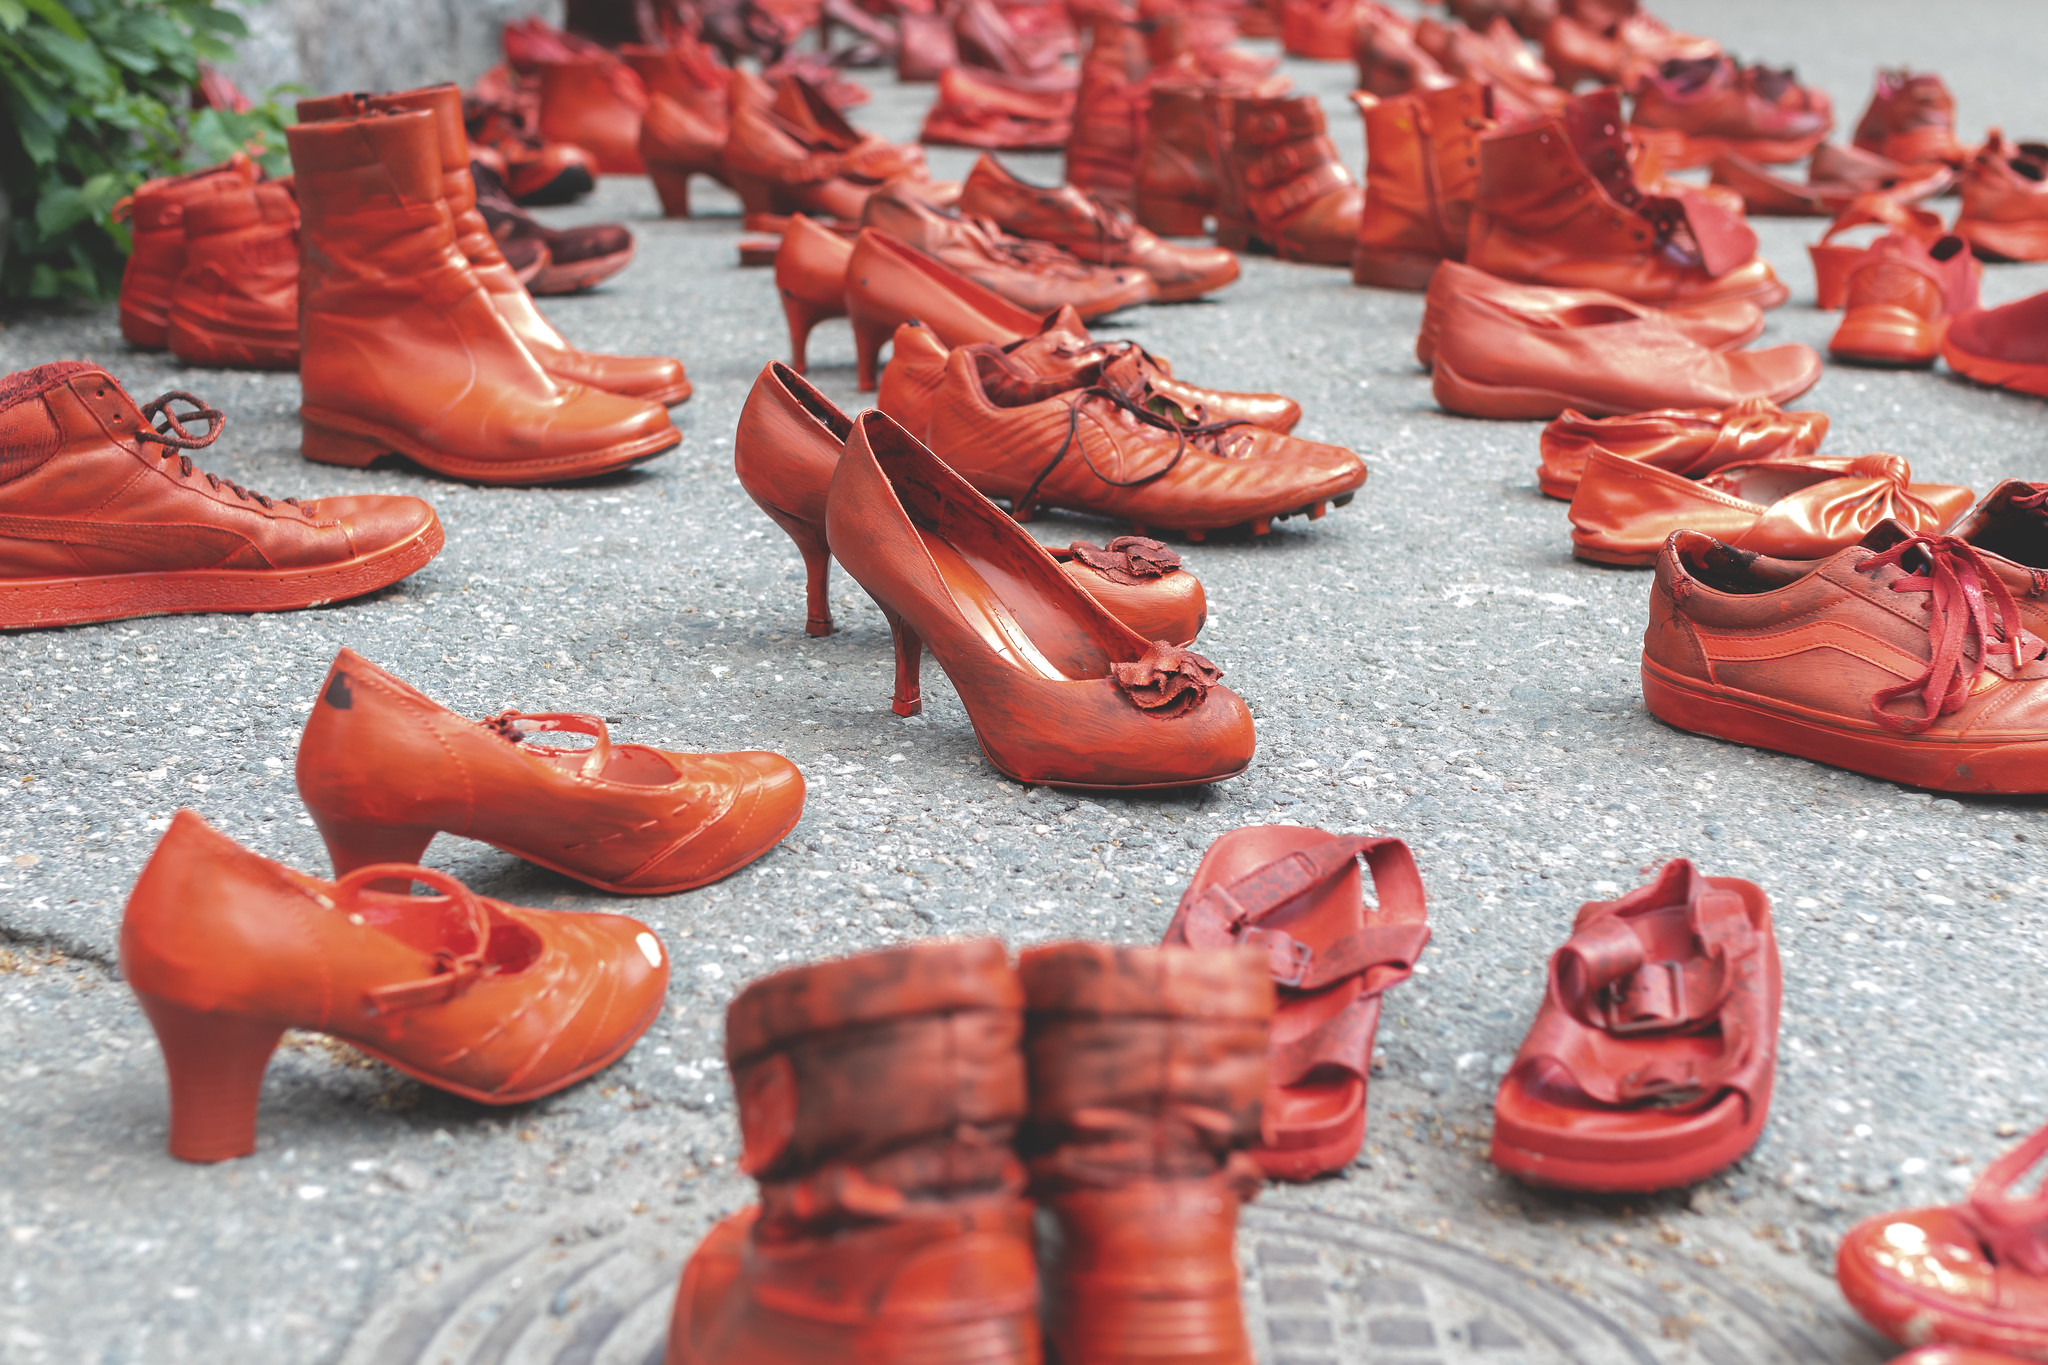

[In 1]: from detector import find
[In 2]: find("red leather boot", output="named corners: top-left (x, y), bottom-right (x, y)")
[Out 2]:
top-left (1465, 90), bottom-right (1789, 308)
top-left (1134, 82), bottom-right (1227, 237)
top-left (123, 810), bottom-right (669, 1162)
top-left (115, 155), bottom-right (260, 349)
top-left (296, 649), bottom-right (805, 893)
top-left (166, 178), bottom-right (301, 369)
top-left (664, 940), bottom-right (1041, 1365)
top-left (1066, 10), bottom-right (1152, 204)
top-left (288, 107), bottom-right (679, 483)
top-left (299, 86), bottom-right (691, 407)
top-left (1216, 92), bottom-right (1362, 264)
top-left (0, 363), bottom-right (441, 630)
top-left (1351, 82), bottom-right (1493, 289)
top-left (534, 55), bottom-right (649, 173)
top-left (1021, 942), bottom-right (1272, 1365)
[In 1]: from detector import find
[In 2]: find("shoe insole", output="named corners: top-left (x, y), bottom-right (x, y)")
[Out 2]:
top-left (919, 529), bottom-right (1073, 682)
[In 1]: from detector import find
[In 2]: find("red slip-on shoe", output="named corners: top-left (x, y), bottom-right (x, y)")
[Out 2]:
top-left (1839, 1121), bottom-right (2048, 1358)
top-left (1641, 530), bottom-right (2048, 794)
top-left (1831, 232), bottom-right (1981, 367)
top-left (1417, 260), bottom-right (1765, 370)
top-left (1568, 452), bottom-right (1974, 567)
top-left (1955, 131), bottom-right (2048, 264)
top-left (1944, 290), bottom-right (2048, 400)
top-left (122, 810), bottom-right (669, 1163)
top-left (1537, 399), bottom-right (1829, 501)
top-left (0, 365), bottom-right (441, 631)
top-left (296, 649), bottom-right (804, 895)
top-left (735, 360), bottom-right (1209, 644)
top-left (1163, 825), bottom-right (1431, 1180)
top-left (1490, 859), bottom-right (1778, 1193)
top-left (1808, 193), bottom-right (1950, 311)
top-left (826, 411), bottom-right (1256, 791)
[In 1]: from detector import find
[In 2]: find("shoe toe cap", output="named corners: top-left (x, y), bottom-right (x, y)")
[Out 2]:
top-left (317, 494), bottom-right (442, 556)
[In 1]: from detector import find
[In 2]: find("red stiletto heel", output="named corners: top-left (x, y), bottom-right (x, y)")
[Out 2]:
top-left (135, 993), bottom-right (285, 1163)
top-left (752, 497), bottom-right (836, 636)
top-left (851, 312), bottom-right (895, 392)
top-left (780, 291), bottom-right (846, 374)
top-left (647, 162), bottom-right (694, 217)
top-left (882, 605), bottom-right (924, 715)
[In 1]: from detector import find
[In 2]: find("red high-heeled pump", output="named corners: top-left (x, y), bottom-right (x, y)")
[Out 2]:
top-left (775, 213), bottom-right (853, 372)
top-left (845, 228), bottom-right (1043, 390)
top-left (823, 410), bottom-right (1252, 789)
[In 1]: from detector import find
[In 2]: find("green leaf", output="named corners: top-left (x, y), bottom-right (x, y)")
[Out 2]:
top-left (18, 0), bottom-right (86, 42)
top-left (0, 2), bottom-right (29, 35)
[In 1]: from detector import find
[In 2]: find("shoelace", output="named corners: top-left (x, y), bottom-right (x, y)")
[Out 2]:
top-left (1856, 534), bottom-right (2038, 733)
top-left (1013, 382), bottom-right (1253, 518)
top-left (134, 391), bottom-right (298, 509)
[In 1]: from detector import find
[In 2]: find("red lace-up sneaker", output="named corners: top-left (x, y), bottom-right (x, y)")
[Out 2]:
top-left (0, 363), bottom-right (441, 630)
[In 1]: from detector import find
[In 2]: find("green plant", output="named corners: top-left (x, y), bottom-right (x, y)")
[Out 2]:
top-left (0, 0), bottom-right (290, 305)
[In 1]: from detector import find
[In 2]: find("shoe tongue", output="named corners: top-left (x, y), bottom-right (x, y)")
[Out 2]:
top-left (0, 360), bottom-right (106, 414)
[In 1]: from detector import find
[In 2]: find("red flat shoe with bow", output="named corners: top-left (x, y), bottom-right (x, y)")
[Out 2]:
top-left (122, 810), bottom-right (669, 1162)
top-left (1164, 825), bottom-right (1431, 1179)
top-left (1840, 1119), bottom-right (2048, 1358)
top-left (296, 650), bottom-right (804, 894)
top-left (826, 411), bottom-right (1255, 790)
top-left (1490, 859), bottom-right (1779, 1192)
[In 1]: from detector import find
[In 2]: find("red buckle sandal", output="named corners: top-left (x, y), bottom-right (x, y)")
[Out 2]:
top-left (1489, 859), bottom-right (1780, 1193)
top-left (1164, 825), bottom-right (1431, 1180)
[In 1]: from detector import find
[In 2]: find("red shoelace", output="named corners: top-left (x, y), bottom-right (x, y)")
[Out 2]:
top-left (135, 390), bottom-right (299, 509)
top-left (1857, 534), bottom-right (2035, 733)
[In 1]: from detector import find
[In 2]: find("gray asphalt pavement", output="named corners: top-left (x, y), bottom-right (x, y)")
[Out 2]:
top-left (3, 2), bottom-right (2047, 1361)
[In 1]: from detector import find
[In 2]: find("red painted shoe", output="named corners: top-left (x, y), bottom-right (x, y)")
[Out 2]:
top-left (1853, 68), bottom-right (1968, 169)
top-left (1569, 452), bottom-right (1972, 567)
top-left (664, 940), bottom-right (1039, 1365)
top-left (534, 55), bottom-right (648, 173)
top-left (1830, 232), bottom-right (1980, 368)
top-left (0, 364), bottom-right (441, 630)
top-left (1537, 398), bottom-right (1828, 500)
top-left (1164, 826), bottom-right (1429, 1179)
top-left (471, 162), bottom-right (636, 296)
top-left (114, 155), bottom-right (261, 349)
top-left (1022, 942), bottom-right (1272, 1364)
top-left (737, 359), bottom-right (1208, 644)
top-left (1944, 290), bottom-right (2048, 400)
top-left (1491, 860), bottom-right (1777, 1193)
top-left (122, 809), bottom-right (668, 1163)
top-left (774, 213), bottom-right (854, 372)
top-left (845, 229), bottom-right (1044, 390)
top-left (1411, 14), bottom-right (1565, 123)
top-left (828, 411), bottom-right (1255, 789)
top-left (1955, 132), bottom-right (2048, 264)
top-left (921, 65), bottom-right (1075, 150)
top-left (166, 178), bottom-right (300, 370)
top-left (1629, 55), bottom-right (1832, 168)
top-left (1839, 1120), bottom-right (2048, 1358)
top-left (297, 649), bottom-right (803, 894)
top-left (1641, 530), bottom-right (2048, 793)
top-left (1215, 92), bottom-right (1363, 265)
top-left (1352, 83), bottom-right (1493, 291)
top-left (879, 306), bottom-right (1303, 443)
top-left (1808, 193), bottom-right (1949, 311)
top-left (1417, 259), bottom-right (1767, 372)
top-left (639, 92), bottom-right (730, 217)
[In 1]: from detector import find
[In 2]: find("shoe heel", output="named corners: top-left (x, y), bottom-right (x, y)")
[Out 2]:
top-left (729, 171), bottom-right (778, 220)
top-left (306, 808), bottom-right (437, 882)
top-left (136, 993), bottom-right (285, 1163)
top-left (780, 290), bottom-right (845, 374)
top-left (648, 162), bottom-right (693, 217)
top-left (882, 605), bottom-right (924, 716)
top-left (852, 312), bottom-right (894, 393)
top-left (751, 496), bottom-right (836, 636)
top-left (301, 421), bottom-right (389, 469)
top-left (1135, 194), bottom-right (1210, 238)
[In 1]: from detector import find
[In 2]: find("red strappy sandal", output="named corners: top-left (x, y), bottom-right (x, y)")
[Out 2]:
top-left (1839, 1120), bottom-right (2048, 1358)
top-left (1163, 825), bottom-right (1431, 1181)
top-left (1489, 860), bottom-right (1779, 1193)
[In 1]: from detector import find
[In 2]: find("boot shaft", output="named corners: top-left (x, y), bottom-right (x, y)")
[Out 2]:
top-left (728, 940), bottom-right (1029, 1230)
top-left (1359, 82), bottom-right (1492, 261)
top-left (1225, 93), bottom-right (1354, 226)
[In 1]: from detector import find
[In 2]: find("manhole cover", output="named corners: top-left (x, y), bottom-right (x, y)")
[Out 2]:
top-left (343, 1203), bottom-right (1887, 1365)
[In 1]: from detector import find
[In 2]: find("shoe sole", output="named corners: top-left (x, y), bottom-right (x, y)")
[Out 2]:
top-left (1943, 335), bottom-right (2048, 398)
top-left (1836, 1232), bottom-right (2048, 1356)
top-left (0, 515), bottom-right (443, 630)
top-left (1955, 218), bottom-right (2048, 264)
top-left (977, 736), bottom-right (1251, 792)
top-left (1026, 491), bottom-right (1359, 541)
top-left (530, 243), bottom-right (635, 296)
top-left (1642, 655), bottom-right (2048, 793)
top-left (475, 795), bottom-right (804, 896)
top-left (1434, 354), bottom-right (1816, 421)
top-left (301, 408), bottom-right (680, 485)
top-left (1488, 1101), bottom-right (1763, 1193)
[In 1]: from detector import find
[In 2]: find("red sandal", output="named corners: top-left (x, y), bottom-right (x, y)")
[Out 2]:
top-left (1490, 859), bottom-right (1779, 1193)
top-left (1839, 1119), bottom-right (2048, 1359)
top-left (1163, 825), bottom-right (1431, 1181)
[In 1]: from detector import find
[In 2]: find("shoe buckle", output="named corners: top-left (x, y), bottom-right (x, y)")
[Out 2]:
top-left (1605, 960), bottom-right (1686, 1035)
top-left (1242, 927), bottom-right (1314, 988)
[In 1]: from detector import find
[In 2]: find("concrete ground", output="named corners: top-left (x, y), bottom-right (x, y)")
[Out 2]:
top-left (3, 1), bottom-right (2047, 1361)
